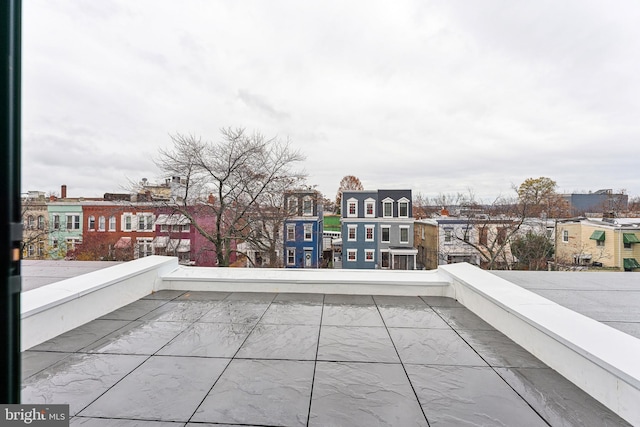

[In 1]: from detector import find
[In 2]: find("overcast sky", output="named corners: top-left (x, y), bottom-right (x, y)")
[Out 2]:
top-left (22, 0), bottom-right (640, 202)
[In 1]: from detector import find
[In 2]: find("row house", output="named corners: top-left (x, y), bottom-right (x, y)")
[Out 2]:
top-left (284, 190), bottom-right (323, 268)
top-left (153, 208), bottom-right (218, 266)
top-left (341, 189), bottom-right (417, 270)
top-left (21, 191), bottom-right (49, 259)
top-left (555, 217), bottom-right (640, 271)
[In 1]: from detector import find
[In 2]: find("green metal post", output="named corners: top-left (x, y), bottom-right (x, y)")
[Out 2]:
top-left (1, 0), bottom-right (22, 404)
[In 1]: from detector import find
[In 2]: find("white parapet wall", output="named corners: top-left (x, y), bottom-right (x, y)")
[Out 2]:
top-left (440, 262), bottom-right (640, 426)
top-left (21, 256), bottom-right (179, 351)
top-left (160, 266), bottom-right (454, 296)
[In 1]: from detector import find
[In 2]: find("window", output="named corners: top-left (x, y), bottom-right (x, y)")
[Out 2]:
top-left (365, 225), bottom-right (374, 242)
top-left (27, 245), bottom-right (34, 257)
top-left (98, 216), bottom-right (105, 231)
top-left (381, 251), bottom-right (390, 268)
top-left (66, 215), bottom-right (80, 230)
top-left (381, 226), bottom-right (390, 243)
top-left (302, 197), bottom-right (312, 216)
top-left (171, 224), bottom-right (180, 232)
top-left (138, 214), bottom-right (154, 230)
top-left (37, 215), bottom-right (45, 230)
top-left (347, 249), bottom-right (357, 262)
top-left (304, 223), bottom-right (313, 241)
top-left (26, 215), bottom-right (34, 229)
top-left (287, 224), bottom-right (295, 241)
top-left (288, 196), bottom-right (298, 215)
top-left (562, 230), bottom-right (569, 243)
top-left (181, 224), bottom-right (190, 232)
top-left (398, 199), bottom-right (409, 218)
top-left (88, 215), bottom-right (95, 230)
top-left (597, 239), bottom-right (605, 247)
top-left (37, 242), bottom-right (44, 257)
top-left (287, 248), bottom-right (295, 265)
top-left (347, 198), bottom-right (357, 217)
top-left (109, 216), bottom-right (116, 231)
top-left (624, 242), bottom-right (632, 249)
top-left (462, 227), bottom-right (471, 243)
top-left (479, 228), bottom-right (488, 245)
top-left (53, 214), bottom-right (60, 230)
top-left (124, 215), bottom-right (132, 231)
top-left (365, 199), bottom-right (375, 217)
top-left (444, 228), bottom-right (453, 243)
top-left (136, 238), bottom-right (153, 258)
top-left (497, 227), bottom-right (507, 245)
top-left (400, 226), bottom-right (409, 244)
top-left (161, 224), bottom-right (169, 232)
top-left (66, 238), bottom-right (80, 250)
top-left (347, 225), bottom-right (357, 241)
top-left (365, 249), bottom-right (375, 262)
top-left (383, 200), bottom-right (393, 217)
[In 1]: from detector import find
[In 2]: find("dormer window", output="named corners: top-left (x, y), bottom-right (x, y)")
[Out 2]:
top-left (364, 198), bottom-right (375, 217)
top-left (288, 196), bottom-right (298, 215)
top-left (302, 196), bottom-right (313, 216)
top-left (347, 198), bottom-right (358, 217)
top-left (382, 198), bottom-right (394, 218)
top-left (398, 198), bottom-right (409, 218)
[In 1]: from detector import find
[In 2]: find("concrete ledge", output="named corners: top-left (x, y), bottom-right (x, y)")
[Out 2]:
top-left (21, 256), bottom-right (179, 350)
top-left (440, 262), bottom-right (640, 426)
top-left (161, 267), bottom-right (454, 296)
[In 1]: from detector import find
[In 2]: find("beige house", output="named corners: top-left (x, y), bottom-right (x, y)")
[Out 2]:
top-left (555, 218), bottom-right (640, 271)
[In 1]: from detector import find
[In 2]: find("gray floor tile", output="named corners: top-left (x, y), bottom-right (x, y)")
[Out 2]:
top-left (82, 321), bottom-right (189, 355)
top-left (432, 307), bottom-right (496, 330)
top-left (259, 301), bottom-right (323, 325)
top-left (98, 300), bottom-right (169, 321)
top-left (22, 353), bottom-right (147, 416)
top-left (317, 326), bottom-right (400, 363)
top-left (30, 320), bottom-right (131, 353)
top-left (324, 294), bottom-right (375, 305)
top-left (139, 301), bottom-right (217, 322)
top-left (457, 329), bottom-right (547, 368)
top-left (80, 356), bottom-right (229, 422)
top-left (22, 351), bottom-right (72, 379)
top-left (236, 324), bottom-right (319, 360)
top-left (406, 364), bottom-right (548, 426)
top-left (388, 328), bottom-right (487, 366)
top-left (198, 301), bottom-right (269, 325)
top-left (309, 361), bottom-right (428, 427)
top-left (141, 290), bottom-right (186, 300)
top-left (174, 291), bottom-right (230, 301)
top-left (274, 292), bottom-right (325, 303)
top-left (157, 322), bottom-right (253, 357)
top-left (225, 292), bottom-right (276, 302)
top-left (192, 359), bottom-right (314, 426)
top-left (373, 295), bottom-right (430, 307)
top-left (420, 296), bottom-right (464, 308)
top-left (322, 304), bottom-right (385, 326)
top-left (496, 367), bottom-right (632, 427)
top-left (71, 417), bottom-right (184, 426)
top-left (378, 305), bottom-right (452, 329)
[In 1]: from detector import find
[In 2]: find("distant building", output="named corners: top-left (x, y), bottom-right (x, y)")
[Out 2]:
top-left (555, 217), bottom-right (640, 271)
top-left (283, 190), bottom-right (324, 268)
top-left (562, 189), bottom-right (628, 216)
top-left (341, 189), bottom-right (417, 269)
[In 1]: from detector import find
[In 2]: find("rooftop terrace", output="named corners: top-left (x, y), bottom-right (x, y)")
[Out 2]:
top-left (19, 258), bottom-right (640, 426)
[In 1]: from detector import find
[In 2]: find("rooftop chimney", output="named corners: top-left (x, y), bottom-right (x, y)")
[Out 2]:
top-left (61, 185), bottom-right (67, 199)
top-left (441, 208), bottom-right (449, 217)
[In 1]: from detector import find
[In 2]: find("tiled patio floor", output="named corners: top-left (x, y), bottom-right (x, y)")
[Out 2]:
top-left (22, 291), bottom-right (629, 426)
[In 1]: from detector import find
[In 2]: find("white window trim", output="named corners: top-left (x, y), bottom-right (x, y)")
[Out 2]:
top-left (346, 198), bottom-right (358, 218)
top-left (380, 250), bottom-right (390, 269)
top-left (365, 225), bottom-right (375, 242)
top-left (286, 248), bottom-right (296, 265)
top-left (304, 223), bottom-right (313, 241)
top-left (302, 196), bottom-right (313, 216)
top-left (398, 197), bottom-right (409, 218)
top-left (381, 225), bottom-right (391, 243)
top-left (365, 249), bottom-right (375, 262)
top-left (382, 198), bottom-right (394, 218)
top-left (347, 248), bottom-right (357, 262)
top-left (562, 230), bottom-right (569, 243)
top-left (364, 198), bottom-right (376, 218)
top-left (286, 224), bottom-right (295, 241)
top-left (108, 216), bottom-right (116, 232)
top-left (347, 225), bottom-right (358, 242)
top-left (399, 226), bottom-right (410, 244)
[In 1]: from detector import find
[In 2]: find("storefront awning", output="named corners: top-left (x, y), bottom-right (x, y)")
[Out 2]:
top-left (114, 237), bottom-right (132, 249)
top-left (389, 246), bottom-right (418, 255)
top-left (623, 233), bottom-right (640, 244)
top-left (152, 236), bottom-right (170, 248)
top-left (623, 258), bottom-right (640, 269)
top-left (589, 230), bottom-right (605, 241)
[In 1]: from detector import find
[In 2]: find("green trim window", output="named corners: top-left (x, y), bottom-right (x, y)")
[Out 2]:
top-left (589, 230), bottom-right (605, 246)
top-left (622, 233), bottom-right (640, 244)
top-left (623, 258), bottom-right (640, 270)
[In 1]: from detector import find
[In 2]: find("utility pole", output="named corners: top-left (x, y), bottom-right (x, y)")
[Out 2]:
top-left (1, 0), bottom-right (22, 404)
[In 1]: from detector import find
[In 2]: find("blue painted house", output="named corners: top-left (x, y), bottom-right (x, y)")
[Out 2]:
top-left (283, 190), bottom-right (323, 268)
top-left (341, 189), bottom-right (417, 269)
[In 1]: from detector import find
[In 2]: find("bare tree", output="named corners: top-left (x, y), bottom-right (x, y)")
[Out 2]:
top-left (335, 175), bottom-right (364, 214)
top-left (155, 128), bottom-right (306, 267)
